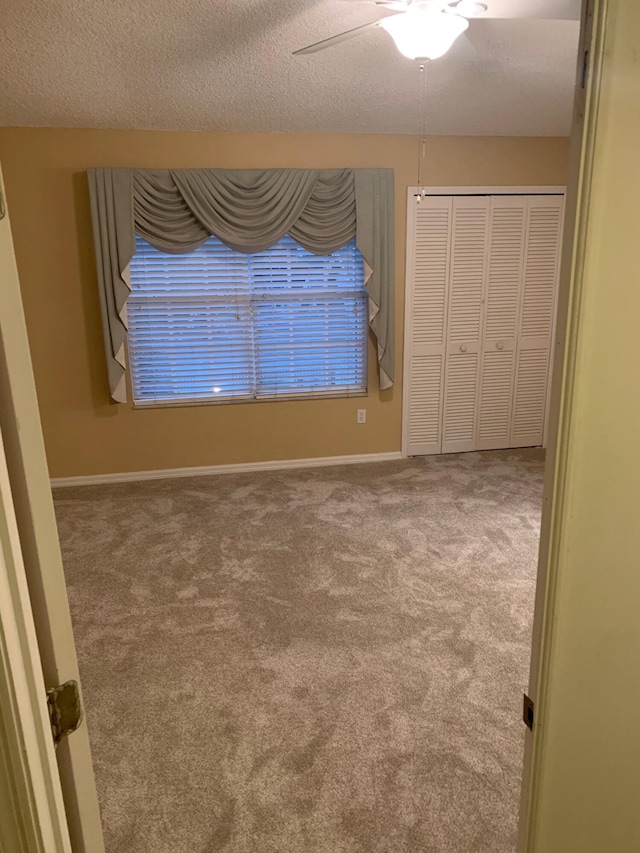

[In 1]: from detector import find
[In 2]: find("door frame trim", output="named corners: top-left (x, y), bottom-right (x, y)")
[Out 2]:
top-left (0, 164), bottom-right (105, 853)
top-left (0, 180), bottom-right (72, 852)
top-left (517, 0), bottom-right (608, 849)
top-left (0, 424), bottom-right (72, 853)
top-left (407, 186), bottom-right (566, 196)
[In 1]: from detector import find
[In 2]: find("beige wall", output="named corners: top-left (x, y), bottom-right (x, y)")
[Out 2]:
top-left (0, 128), bottom-right (569, 478)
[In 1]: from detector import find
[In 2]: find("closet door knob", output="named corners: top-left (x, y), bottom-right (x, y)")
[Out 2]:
top-left (459, 344), bottom-right (468, 353)
top-left (496, 341), bottom-right (504, 351)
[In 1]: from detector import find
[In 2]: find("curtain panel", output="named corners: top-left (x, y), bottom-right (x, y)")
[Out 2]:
top-left (87, 167), bottom-right (394, 403)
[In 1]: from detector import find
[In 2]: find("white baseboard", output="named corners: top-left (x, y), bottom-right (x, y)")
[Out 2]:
top-left (50, 451), bottom-right (403, 488)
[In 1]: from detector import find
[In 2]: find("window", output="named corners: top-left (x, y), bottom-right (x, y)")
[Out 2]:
top-left (127, 234), bottom-right (368, 406)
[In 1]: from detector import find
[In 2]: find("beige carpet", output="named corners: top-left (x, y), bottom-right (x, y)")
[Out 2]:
top-left (54, 449), bottom-right (544, 853)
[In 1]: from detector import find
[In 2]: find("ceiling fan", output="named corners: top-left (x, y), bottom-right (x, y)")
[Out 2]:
top-left (293, 0), bottom-right (581, 61)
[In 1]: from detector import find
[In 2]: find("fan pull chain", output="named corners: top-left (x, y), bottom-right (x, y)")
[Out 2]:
top-left (415, 62), bottom-right (429, 204)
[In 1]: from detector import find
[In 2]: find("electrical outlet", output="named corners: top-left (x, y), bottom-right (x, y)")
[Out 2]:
top-left (357, 409), bottom-right (367, 424)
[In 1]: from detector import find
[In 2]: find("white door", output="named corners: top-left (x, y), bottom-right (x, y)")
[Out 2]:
top-left (0, 166), bottom-right (105, 852)
top-left (404, 196), bottom-right (452, 455)
top-left (511, 197), bottom-right (565, 448)
top-left (441, 197), bottom-right (489, 453)
top-left (476, 196), bottom-right (527, 451)
top-left (0, 421), bottom-right (72, 853)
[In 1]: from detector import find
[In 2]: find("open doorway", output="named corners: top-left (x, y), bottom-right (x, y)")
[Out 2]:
top-left (0, 2), bottom-right (588, 853)
top-left (52, 188), bottom-right (567, 853)
top-left (50, 182), bottom-right (571, 852)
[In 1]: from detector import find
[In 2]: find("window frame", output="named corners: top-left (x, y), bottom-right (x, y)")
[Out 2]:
top-left (126, 236), bottom-right (370, 409)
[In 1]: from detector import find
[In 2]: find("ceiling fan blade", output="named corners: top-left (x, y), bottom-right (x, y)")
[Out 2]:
top-left (452, 0), bottom-right (580, 19)
top-left (293, 19), bottom-right (386, 55)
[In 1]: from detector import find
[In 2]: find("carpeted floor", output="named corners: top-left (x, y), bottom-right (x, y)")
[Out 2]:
top-left (54, 449), bottom-right (544, 853)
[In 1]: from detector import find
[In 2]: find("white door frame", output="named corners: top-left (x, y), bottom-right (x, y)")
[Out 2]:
top-left (402, 186), bottom-right (566, 458)
top-left (0, 167), bottom-right (105, 851)
top-left (0, 422), bottom-right (72, 853)
top-left (0, 0), bottom-right (605, 845)
top-left (517, 0), bottom-right (606, 848)
top-left (407, 185), bottom-right (567, 196)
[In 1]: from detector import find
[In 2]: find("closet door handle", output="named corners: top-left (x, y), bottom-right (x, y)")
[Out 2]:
top-left (459, 344), bottom-right (468, 353)
top-left (496, 341), bottom-right (504, 351)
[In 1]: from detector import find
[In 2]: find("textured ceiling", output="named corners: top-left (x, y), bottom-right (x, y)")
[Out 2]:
top-left (0, 0), bottom-right (580, 135)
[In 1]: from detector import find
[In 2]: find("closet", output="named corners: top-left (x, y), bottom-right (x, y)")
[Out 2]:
top-left (403, 193), bottom-right (564, 456)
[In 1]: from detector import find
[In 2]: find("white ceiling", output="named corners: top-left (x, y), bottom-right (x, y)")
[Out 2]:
top-left (0, 0), bottom-right (580, 136)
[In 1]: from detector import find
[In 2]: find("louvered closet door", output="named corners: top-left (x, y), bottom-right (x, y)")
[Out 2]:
top-left (476, 197), bottom-right (527, 450)
top-left (510, 196), bottom-right (564, 447)
top-left (441, 197), bottom-right (489, 453)
top-left (405, 197), bottom-right (452, 455)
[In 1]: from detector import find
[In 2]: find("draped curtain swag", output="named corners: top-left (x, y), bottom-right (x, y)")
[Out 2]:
top-left (88, 167), bottom-right (394, 403)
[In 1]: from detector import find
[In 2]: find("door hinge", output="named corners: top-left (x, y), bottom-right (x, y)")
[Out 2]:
top-left (523, 693), bottom-right (535, 731)
top-left (46, 680), bottom-right (83, 746)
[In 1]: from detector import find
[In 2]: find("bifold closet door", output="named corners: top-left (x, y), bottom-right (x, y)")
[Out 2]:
top-left (510, 196), bottom-right (564, 447)
top-left (405, 192), bottom-right (563, 457)
top-left (405, 196), bottom-right (452, 455)
top-left (441, 197), bottom-right (489, 453)
top-left (476, 197), bottom-right (527, 451)
top-left (476, 195), bottom-right (564, 450)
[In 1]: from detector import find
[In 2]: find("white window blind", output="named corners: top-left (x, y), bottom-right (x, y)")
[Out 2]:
top-left (127, 234), bottom-right (368, 406)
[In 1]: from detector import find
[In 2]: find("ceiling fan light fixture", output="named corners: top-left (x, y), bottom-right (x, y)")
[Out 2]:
top-left (380, 8), bottom-right (469, 60)
top-left (453, 0), bottom-right (488, 17)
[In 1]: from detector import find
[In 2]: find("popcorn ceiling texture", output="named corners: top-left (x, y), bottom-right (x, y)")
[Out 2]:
top-left (1, 0), bottom-right (578, 135)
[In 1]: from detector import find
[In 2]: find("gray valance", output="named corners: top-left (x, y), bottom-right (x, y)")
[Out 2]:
top-left (87, 167), bottom-right (394, 403)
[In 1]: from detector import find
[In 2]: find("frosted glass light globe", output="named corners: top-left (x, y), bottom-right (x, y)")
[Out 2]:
top-left (381, 9), bottom-right (469, 60)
